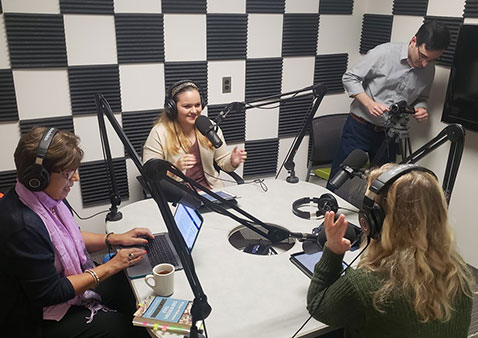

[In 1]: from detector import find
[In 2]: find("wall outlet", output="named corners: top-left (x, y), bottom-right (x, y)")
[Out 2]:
top-left (222, 76), bottom-right (232, 93)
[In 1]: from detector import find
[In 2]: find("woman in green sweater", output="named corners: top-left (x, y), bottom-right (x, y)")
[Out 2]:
top-left (307, 164), bottom-right (474, 338)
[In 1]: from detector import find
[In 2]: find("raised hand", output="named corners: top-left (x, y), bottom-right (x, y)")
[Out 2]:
top-left (323, 211), bottom-right (352, 255)
top-left (231, 146), bottom-right (247, 167)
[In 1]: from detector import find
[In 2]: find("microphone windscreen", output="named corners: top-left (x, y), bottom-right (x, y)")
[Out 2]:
top-left (195, 115), bottom-right (213, 134)
top-left (342, 149), bottom-right (369, 168)
top-left (142, 159), bottom-right (202, 210)
top-left (195, 116), bottom-right (223, 148)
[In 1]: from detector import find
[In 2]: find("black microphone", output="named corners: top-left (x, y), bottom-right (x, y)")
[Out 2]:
top-left (301, 222), bottom-right (361, 255)
top-left (143, 159), bottom-right (202, 210)
top-left (195, 116), bottom-right (223, 148)
top-left (329, 149), bottom-right (368, 190)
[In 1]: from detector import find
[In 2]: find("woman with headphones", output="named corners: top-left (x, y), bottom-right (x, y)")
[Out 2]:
top-left (143, 80), bottom-right (246, 188)
top-left (0, 127), bottom-right (152, 338)
top-left (307, 163), bottom-right (473, 337)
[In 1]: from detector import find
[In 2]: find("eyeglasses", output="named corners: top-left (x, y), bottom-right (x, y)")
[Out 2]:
top-left (60, 169), bottom-right (77, 180)
top-left (417, 45), bottom-right (434, 62)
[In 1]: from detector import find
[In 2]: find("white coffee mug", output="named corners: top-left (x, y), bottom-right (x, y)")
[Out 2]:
top-left (145, 263), bottom-right (175, 297)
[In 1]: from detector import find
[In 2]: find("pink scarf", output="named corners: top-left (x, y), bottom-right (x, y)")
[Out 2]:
top-left (15, 182), bottom-right (109, 322)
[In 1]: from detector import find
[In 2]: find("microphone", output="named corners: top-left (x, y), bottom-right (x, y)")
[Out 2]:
top-left (143, 159), bottom-right (202, 210)
top-left (195, 116), bottom-right (223, 148)
top-left (329, 149), bottom-right (368, 190)
top-left (301, 222), bottom-right (361, 255)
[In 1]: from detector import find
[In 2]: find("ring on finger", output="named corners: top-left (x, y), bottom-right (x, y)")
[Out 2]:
top-left (128, 252), bottom-right (134, 261)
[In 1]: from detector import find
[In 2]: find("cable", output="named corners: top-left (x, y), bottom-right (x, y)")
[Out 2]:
top-left (291, 238), bottom-right (371, 338)
top-left (338, 207), bottom-right (358, 213)
top-left (71, 206), bottom-right (109, 220)
top-left (203, 171), bottom-right (269, 192)
top-left (202, 319), bottom-right (208, 338)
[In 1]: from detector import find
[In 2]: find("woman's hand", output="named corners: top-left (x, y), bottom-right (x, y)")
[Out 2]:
top-left (231, 147), bottom-right (247, 167)
top-left (110, 228), bottom-right (154, 247)
top-left (175, 154), bottom-right (197, 171)
top-left (108, 247), bottom-right (147, 271)
top-left (323, 211), bottom-right (351, 255)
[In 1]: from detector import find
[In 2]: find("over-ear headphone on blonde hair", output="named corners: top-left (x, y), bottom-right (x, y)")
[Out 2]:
top-left (164, 79), bottom-right (205, 120)
top-left (292, 193), bottom-right (339, 219)
top-left (358, 164), bottom-right (437, 240)
top-left (20, 127), bottom-right (58, 192)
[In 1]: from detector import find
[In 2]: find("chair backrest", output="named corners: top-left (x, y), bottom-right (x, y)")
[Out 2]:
top-left (310, 113), bottom-right (348, 165)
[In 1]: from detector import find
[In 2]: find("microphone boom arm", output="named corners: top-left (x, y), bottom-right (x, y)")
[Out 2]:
top-left (147, 159), bottom-right (293, 244)
top-left (400, 123), bottom-right (465, 203)
top-left (95, 94), bottom-right (209, 338)
top-left (213, 83), bottom-right (328, 184)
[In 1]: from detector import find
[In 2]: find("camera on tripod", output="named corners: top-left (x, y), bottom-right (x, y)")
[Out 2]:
top-left (389, 100), bottom-right (415, 115)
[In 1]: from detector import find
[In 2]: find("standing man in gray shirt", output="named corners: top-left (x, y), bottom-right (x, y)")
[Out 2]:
top-left (327, 21), bottom-right (450, 191)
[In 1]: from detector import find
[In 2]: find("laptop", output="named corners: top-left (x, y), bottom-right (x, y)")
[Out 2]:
top-left (126, 203), bottom-right (204, 279)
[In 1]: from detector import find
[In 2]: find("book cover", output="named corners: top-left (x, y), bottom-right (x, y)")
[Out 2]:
top-left (133, 296), bottom-right (193, 332)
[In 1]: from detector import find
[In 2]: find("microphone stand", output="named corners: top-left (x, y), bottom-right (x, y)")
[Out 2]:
top-left (95, 94), bottom-right (209, 337)
top-left (400, 123), bottom-right (465, 204)
top-left (95, 94), bottom-right (122, 221)
top-left (213, 83), bottom-right (328, 184)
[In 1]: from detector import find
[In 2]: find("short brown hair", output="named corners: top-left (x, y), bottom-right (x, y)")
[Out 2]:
top-left (14, 127), bottom-right (84, 180)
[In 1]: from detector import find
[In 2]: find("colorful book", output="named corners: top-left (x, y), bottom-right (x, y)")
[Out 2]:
top-left (133, 296), bottom-right (193, 333)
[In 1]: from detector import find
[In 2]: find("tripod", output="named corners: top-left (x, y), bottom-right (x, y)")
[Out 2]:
top-left (371, 113), bottom-right (412, 166)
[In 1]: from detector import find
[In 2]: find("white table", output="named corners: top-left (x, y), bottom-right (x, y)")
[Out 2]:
top-left (107, 179), bottom-right (359, 338)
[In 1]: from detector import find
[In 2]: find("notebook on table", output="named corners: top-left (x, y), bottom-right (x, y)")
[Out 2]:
top-left (126, 203), bottom-right (204, 279)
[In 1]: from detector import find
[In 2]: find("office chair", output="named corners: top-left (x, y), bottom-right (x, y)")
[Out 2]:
top-left (306, 113), bottom-right (348, 182)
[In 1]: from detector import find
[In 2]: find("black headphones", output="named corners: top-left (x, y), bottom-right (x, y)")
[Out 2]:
top-left (164, 79), bottom-right (205, 120)
top-left (21, 127), bottom-right (59, 192)
top-left (358, 164), bottom-right (437, 240)
top-left (292, 193), bottom-right (339, 219)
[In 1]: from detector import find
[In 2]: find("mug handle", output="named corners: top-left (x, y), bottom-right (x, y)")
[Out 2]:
top-left (145, 274), bottom-right (156, 289)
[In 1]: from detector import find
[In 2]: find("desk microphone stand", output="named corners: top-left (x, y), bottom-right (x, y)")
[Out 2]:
top-left (95, 94), bottom-right (209, 337)
top-left (400, 123), bottom-right (465, 204)
top-left (214, 83), bottom-right (327, 184)
top-left (95, 94), bottom-right (122, 221)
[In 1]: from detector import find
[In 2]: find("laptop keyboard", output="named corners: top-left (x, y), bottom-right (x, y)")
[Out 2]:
top-left (145, 235), bottom-right (180, 268)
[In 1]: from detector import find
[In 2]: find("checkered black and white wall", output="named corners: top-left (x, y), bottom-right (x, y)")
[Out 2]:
top-left (1, 0), bottom-right (477, 253)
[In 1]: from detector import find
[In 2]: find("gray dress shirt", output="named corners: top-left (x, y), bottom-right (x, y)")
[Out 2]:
top-left (342, 42), bottom-right (435, 127)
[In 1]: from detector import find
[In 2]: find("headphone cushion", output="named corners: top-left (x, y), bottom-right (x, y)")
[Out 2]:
top-left (316, 193), bottom-right (339, 216)
top-left (369, 204), bottom-right (385, 239)
top-left (22, 164), bottom-right (50, 192)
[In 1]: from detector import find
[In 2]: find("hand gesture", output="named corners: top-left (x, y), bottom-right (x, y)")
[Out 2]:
top-left (108, 247), bottom-right (147, 271)
top-left (323, 211), bottom-right (351, 255)
top-left (413, 107), bottom-right (428, 122)
top-left (175, 154), bottom-right (197, 171)
top-left (366, 100), bottom-right (389, 117)
top-left (113, 227), bottom-right (154, 247)
top-left (231, 147), bottom-right (247, 167)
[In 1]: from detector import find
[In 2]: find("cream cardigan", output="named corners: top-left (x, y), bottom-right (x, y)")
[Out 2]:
top-left (143, 122), bottom-right (235, 188)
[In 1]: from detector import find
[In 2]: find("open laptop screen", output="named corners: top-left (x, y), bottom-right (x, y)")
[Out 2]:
top-left (174, 203), bottom-right (203, 252)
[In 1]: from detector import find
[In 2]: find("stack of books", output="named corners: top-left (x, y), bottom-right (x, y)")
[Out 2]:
top-left (133, 296), bottom-right (194, 334)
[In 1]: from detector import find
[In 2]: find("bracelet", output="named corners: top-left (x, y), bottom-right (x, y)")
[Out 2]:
top-left (105, 232), bottom-right (114, 250)
top-left (85, 269), bottom-right (100, 287)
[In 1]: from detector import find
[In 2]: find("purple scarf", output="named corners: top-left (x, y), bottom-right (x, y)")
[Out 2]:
top-left (15, 182), bottom-right (110, 323)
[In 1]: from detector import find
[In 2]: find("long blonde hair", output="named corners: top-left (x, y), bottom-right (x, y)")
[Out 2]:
top-left (156, 85), bottom-right (213, 156)
top-left (358, 164), bottom-right (473, 322)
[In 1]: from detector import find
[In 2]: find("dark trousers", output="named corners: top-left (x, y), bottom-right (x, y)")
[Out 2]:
top-left (42, 272), bottom-right (150, 338)
top-left (326, 115), bottom-right (396, 191)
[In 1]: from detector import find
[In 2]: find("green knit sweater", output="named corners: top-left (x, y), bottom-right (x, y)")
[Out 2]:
top-left (307, 246), bottom-right (472, 338)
